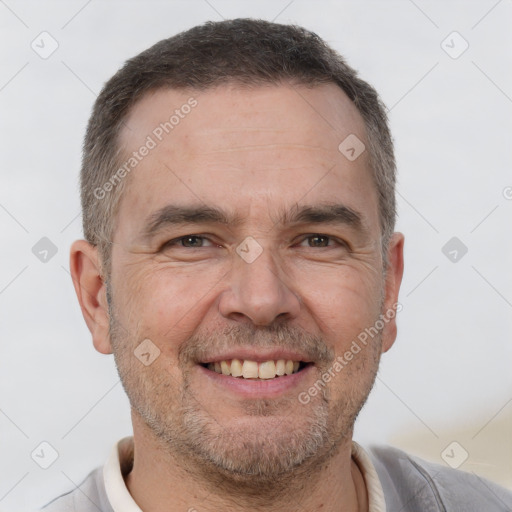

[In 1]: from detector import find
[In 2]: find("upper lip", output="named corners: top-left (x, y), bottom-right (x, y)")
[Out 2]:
top-left (198, 348), bottom-right (313, 364)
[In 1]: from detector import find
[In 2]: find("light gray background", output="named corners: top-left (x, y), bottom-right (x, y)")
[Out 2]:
top-left (1, 0), bottom-right (511, 510)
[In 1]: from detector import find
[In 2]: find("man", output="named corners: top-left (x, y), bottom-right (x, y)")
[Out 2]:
top-left (43, 18), bottom-right (512, 512)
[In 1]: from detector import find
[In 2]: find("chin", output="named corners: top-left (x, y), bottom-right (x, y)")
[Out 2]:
top-left (179, 399), bottom-right (336, 480)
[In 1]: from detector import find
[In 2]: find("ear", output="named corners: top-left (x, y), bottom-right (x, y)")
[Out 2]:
top-left (380, 232), bottom-right (405, 353)
top-left (69, 240), bottom-right (112, 354)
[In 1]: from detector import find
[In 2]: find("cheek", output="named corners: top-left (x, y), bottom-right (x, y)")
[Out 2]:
top-left (299, 265), bottom-right (382, 347)
top-left (121, 264), bottom-right (223, 348)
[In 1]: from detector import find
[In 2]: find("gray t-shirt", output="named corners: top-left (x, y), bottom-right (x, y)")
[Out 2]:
top-left (41, 440), bottom-right (512, 512)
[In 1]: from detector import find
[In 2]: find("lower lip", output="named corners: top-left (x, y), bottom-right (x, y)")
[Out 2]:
top-left (197, 364), bottom-right (315, 399)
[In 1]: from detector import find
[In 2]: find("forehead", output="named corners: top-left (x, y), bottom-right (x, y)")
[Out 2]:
top-left (115, 82), bottom-right (378, 237)
top-left (121, 82), bottom-right (367, 155)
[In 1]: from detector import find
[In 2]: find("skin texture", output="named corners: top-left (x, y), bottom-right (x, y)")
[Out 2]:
top-left (71, 82), bottom-right (404, 512)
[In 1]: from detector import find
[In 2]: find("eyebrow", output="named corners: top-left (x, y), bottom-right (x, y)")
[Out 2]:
top-left (280, 203), bottom-right (365, 231)
top-left (143, 205), bottom-right (239, 239)
top-left (142, 202), bottom-right (368, 239)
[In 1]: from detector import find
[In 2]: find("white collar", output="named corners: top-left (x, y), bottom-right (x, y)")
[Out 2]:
top-left (103, 437), bottom-right (386, 511)
top-left (352, 441), bottom-right (387, 512)
top-left (103, 438), bottom-right (141, 512)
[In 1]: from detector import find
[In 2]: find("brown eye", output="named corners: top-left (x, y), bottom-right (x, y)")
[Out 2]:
top-left (180, 235), bottom-right (206, 247)
top-left (295, 234), bottom-right (349, 252)
top-left (163, 235), bottom-right (215, 249)
top-left (306, 235), bottom-right (331, 247)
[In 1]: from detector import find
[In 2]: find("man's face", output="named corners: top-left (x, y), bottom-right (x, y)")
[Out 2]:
top-left (105, 83), bottom-right (402, 482)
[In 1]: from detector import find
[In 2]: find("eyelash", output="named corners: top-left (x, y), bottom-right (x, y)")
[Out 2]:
top-left (163, 235), bottom-right (217, 249)
top-left (162, 234), bottom-right (347, 250)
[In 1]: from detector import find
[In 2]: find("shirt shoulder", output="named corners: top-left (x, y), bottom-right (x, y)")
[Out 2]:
top-left (367, 444), bottom-right (512, 512)
top-left (40, 467), bottom-right (113, 512)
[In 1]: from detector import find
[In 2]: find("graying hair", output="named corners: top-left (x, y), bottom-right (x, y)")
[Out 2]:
top-left (81, 18), bottom-right (396, 275)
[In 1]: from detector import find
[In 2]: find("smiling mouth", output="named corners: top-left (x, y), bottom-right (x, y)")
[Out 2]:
top-left (201, 359), bottom-right (311, 380)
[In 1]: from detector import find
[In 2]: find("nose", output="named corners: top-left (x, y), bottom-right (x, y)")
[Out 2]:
top-left (218, 243), bottom-right (301, 326)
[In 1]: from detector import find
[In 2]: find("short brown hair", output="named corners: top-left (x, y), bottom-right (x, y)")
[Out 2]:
top-left (81, 18), bottom-right (396, 275)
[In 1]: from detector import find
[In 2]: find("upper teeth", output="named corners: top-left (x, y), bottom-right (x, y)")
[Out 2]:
top-left (208, 359), bottom-right (301, 379)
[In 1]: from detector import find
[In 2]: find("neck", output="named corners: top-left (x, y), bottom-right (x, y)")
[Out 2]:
top-left (124, 416), bottom-right (368, 512)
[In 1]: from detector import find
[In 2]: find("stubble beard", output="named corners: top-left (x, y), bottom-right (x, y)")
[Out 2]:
top-left (107, 288), bottom-right (383, 495)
